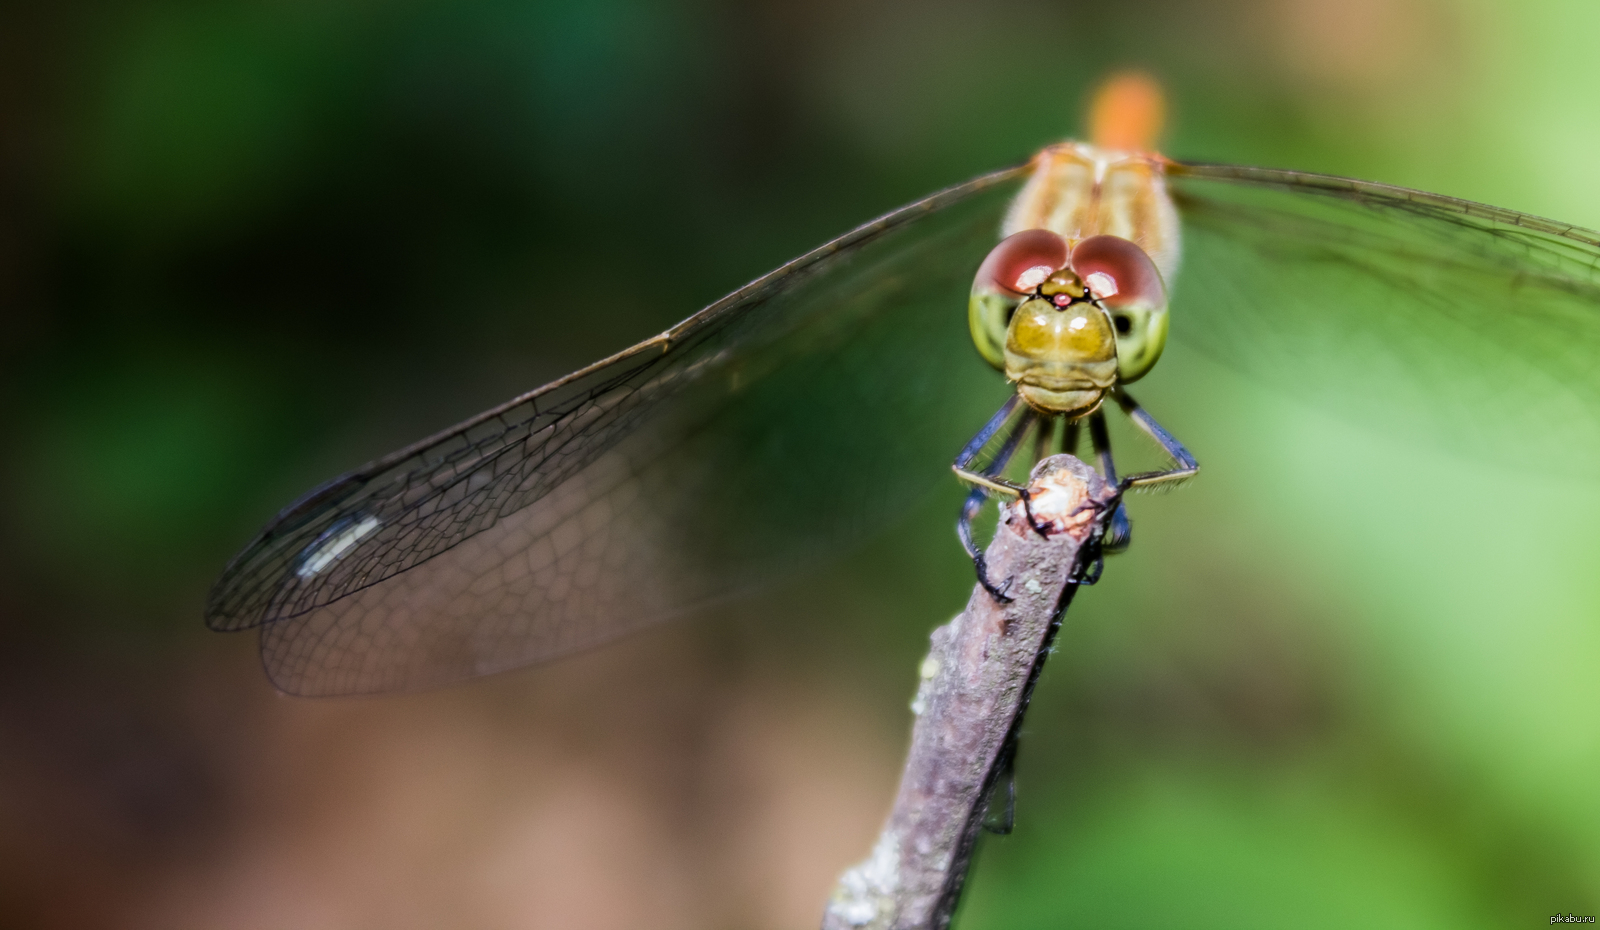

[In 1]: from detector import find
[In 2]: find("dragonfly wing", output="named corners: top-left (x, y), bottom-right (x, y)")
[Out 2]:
top-left (1167, 162), bottom-right (1600, 471)
top-left (208, 165), bottom-right (1026, 695)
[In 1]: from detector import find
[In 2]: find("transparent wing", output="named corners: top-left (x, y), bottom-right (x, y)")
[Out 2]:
top-left (206, 165), bottom-right (1027, 695)
top-left (1166, 163), bottom-right (1600, 471)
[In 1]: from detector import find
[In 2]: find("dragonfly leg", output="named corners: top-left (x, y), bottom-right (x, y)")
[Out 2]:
top-left (982, 738), bottom-right (1018, 835)
top-left (1109, 387), bottom-right (1200, 492)
top-left (954, 396), bottom-right (1039, 602)
top-left (1061, 418), bottom-right (1080, 457)
top-left (953, 395), bottom-right (1031, 499)
top-left (1033, 414), bottom-right (1057, 464)
top-left (1087, 410), bottom-right (1133, 553)
top-left (957, 487), bottom-right (1013, 601)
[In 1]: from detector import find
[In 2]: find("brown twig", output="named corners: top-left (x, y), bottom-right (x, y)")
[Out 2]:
top-left (821, 454), bottom-right (1115, 930)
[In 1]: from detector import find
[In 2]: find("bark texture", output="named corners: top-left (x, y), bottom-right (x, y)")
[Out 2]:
top-left (821, 454), bottom-right (1114, 930)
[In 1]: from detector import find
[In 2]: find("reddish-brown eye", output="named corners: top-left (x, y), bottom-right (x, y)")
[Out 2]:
top-left (974, 229), bottom-right (1069, 296)
top-left (1070, 235), bottom-right (1165, 308)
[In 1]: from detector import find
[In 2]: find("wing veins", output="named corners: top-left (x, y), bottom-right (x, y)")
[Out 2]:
top-left (207, 162), bottom-right (1028, 631)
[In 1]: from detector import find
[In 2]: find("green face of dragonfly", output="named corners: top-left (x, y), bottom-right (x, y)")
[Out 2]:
top-left (1013, 269), bottom-right (1119, 415)
top-left (968, 232), bottom-right (1170, 417)
top-left (1103, 290), bottom-right (1169, 383)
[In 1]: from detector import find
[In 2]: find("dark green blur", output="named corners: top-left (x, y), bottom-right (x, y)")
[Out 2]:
top-left (4, 0), bottom-right (1599, 927)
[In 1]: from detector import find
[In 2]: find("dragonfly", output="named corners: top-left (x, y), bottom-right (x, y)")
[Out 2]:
top-left (207, 74), bottom-right (1600, 696)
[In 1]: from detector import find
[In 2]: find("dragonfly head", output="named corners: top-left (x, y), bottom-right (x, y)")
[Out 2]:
top-left (1004, 268), bottom-right (1118, 416)
top-left (969, 230), bottom-right (1169, 416)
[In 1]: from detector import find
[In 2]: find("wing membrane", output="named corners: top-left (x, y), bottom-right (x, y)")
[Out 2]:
top-left (215, 155), bottom-right (1600, 696)
top-left (208, 165), bottom-right (1026, 695)
top-left (1167, 163), bottom-right (1600, 470)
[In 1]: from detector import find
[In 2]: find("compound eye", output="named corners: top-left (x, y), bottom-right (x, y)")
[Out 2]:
top-left (1070, 235), bottom-right (1170, 383)
top-left (1070, 235), bottom-right (1165, 309)
top-left (974, 229), bottom-right (1070, 296)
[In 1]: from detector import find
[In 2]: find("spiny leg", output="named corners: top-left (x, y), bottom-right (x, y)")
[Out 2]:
top-left (1087, 409), bottom-right (1133, 553)
top-left (1061, 419), bottom-right (1080, 458)
top-left (1068, 392), bottom-right (1196, 581)
top-left (957, 486), bottom-right (1006, 599)
top-left (955, 413), bottom-right (1036, 600)
top-left (953, 394), bottom-right (1026, 497)
top-left (954, 396), bottom-right (1037, 601)
top-left (1033, 414), bottom-right (1057, 464)
top-left (981, 738), bottom-right (1018, 835)
top-left (1110, 387), bottom-right (1199, 491)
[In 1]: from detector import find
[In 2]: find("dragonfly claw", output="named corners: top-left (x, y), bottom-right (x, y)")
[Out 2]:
top-left (1019, 488), bottom-right (1052, 539)
top-left (972, 552), bottom-right (1015, 603)
top-left (1060, 497), bottom-right (1114, 585)
top-left (1071, 551), bottom-right (1106, 586)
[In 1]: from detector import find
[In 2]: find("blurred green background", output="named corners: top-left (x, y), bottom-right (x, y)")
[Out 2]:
top-left (4, 0), bottom-right (1600, 927)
